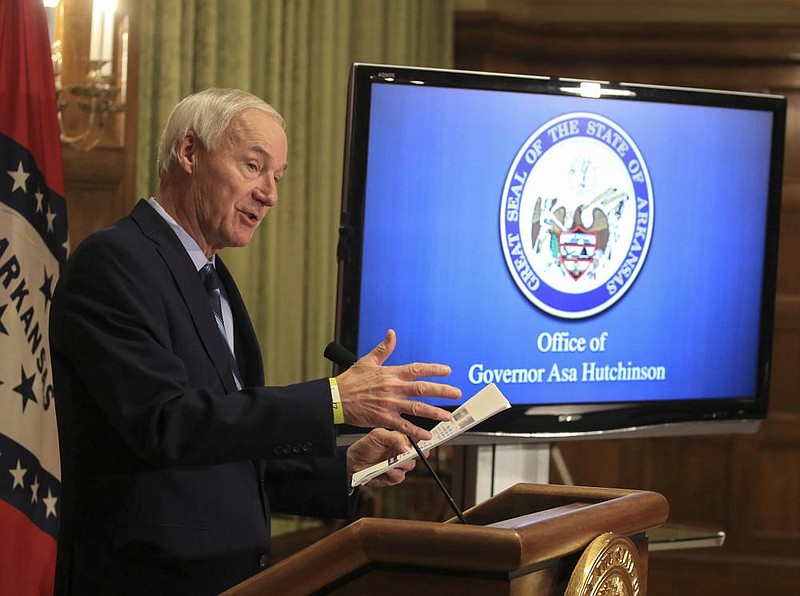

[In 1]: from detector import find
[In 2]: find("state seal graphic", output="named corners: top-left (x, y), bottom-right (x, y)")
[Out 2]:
top-left (500, 112), bottom-right (654, 319)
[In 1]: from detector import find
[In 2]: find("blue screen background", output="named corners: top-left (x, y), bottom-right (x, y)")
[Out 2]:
top-left (356, 83), bottom-right (775, 406)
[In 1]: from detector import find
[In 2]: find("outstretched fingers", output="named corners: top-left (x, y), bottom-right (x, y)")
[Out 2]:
top-left (396, 361), bottom-right (455, 382)
top-left (335, 329), bottom-right (463, 441)
top-left (362, 329), bottom-right (397, 367)
top-left (401, 377), bottom-right (462, 401)
top-left (402, 398), bottom-right (453, 423)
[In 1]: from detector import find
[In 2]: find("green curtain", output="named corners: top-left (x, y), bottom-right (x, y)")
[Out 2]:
top-left (136, 0), bottom-right (454, 384)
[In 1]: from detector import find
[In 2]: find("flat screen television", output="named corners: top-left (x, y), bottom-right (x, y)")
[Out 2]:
top-left (333, 63), bottom-right (786, 441)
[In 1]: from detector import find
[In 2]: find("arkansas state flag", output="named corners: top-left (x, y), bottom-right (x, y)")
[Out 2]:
top-left (0, 0), bottom-right (68, 593)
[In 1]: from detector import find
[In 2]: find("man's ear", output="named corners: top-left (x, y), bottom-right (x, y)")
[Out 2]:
top-left (176, 130), bottom-right (200, 174)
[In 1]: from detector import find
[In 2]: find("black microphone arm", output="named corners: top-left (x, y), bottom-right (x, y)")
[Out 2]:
top-left (323, 341), bottom-right (468, 524)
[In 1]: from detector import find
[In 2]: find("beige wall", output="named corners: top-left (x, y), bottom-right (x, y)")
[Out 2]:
top-left (456, 0), bottom-right (800, 24)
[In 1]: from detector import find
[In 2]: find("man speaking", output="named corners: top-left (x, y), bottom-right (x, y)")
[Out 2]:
top-left (50, 88), bottom-right (461, 594)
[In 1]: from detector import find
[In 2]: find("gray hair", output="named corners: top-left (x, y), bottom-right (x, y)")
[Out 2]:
top-left (156, 88), bottom-right (285, 177)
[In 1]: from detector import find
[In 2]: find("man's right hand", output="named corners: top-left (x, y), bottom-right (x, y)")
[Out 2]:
top-left (334, 329), bottom-right (461, 442)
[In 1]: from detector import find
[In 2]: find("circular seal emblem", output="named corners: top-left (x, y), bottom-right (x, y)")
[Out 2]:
top-left (500, 112), bottom-right (654, 319)
top-left (565, 532), bottom-right (642, 596)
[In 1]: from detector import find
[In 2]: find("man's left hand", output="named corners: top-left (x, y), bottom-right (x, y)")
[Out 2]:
top-left (346, 428), bottom-right (419, 488)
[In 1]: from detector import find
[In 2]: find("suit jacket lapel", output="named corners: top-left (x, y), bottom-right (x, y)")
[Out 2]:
top-left (129, 200), bottom-right (240, 394)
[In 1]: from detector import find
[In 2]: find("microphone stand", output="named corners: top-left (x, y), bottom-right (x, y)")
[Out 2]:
top-left (408, 437), bottom-right (468, 524)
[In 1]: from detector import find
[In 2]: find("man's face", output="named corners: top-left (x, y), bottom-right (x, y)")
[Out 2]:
top-left (184, 108), bottom-right (288, 255)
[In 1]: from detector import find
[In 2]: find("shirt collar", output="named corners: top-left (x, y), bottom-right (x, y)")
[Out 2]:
top-left (147, 197), bottom-right (214, 271)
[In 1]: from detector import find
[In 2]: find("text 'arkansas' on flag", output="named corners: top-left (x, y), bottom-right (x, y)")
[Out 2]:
top-left (1, 0), bottom-right (69, 594)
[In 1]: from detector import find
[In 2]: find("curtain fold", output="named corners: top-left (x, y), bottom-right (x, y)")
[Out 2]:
top-left (136, 0), bottom-right (454, 384)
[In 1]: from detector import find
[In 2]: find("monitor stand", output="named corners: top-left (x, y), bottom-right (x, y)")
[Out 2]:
top-left (472, 443), bottom-right (552, 504)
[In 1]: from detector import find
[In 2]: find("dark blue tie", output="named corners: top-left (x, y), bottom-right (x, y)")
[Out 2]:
top-left (199, 263), bottom-right (242, 389)
top-left (200, 263), bottom-right (226, 339)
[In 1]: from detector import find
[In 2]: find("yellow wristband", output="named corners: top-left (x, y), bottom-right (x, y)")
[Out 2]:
top-left (329, 377), bottom-right (344, 425)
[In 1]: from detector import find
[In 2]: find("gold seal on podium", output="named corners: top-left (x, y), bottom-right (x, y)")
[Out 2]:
top-left (565, 532), bottom-right (641, 596)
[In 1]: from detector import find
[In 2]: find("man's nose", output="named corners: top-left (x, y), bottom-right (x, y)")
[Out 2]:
top-left (254, 179), bottom-right (277, 206)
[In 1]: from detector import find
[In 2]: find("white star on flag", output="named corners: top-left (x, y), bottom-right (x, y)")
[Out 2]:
top-left (31, 475), bottom-right (40, 504)
top-left (7, 161), bottom-right (30, 193)
top-left (43, 487), bottom-right (58, 519)
top-left (35, 187), bottom-right (44, 212)
top-left (10, 459), bottom-right (27, 489)
top-left (46, 205), bottom-right (56, 233)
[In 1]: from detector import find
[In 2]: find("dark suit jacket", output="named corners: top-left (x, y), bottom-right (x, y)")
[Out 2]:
top-left (51, 200), bottom-right (353, 595)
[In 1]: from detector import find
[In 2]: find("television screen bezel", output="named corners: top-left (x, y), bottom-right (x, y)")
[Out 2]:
top-left (333, 63), bottom-right (786, 441)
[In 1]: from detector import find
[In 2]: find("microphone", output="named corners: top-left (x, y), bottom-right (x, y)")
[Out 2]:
top-left (324, 342), bottom-right (468, 524)
top-left (324, 341), bottom-right (357, 368)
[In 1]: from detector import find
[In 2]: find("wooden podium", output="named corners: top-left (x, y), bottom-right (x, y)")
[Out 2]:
top-left (223, 483), bottom-right (669, 595)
